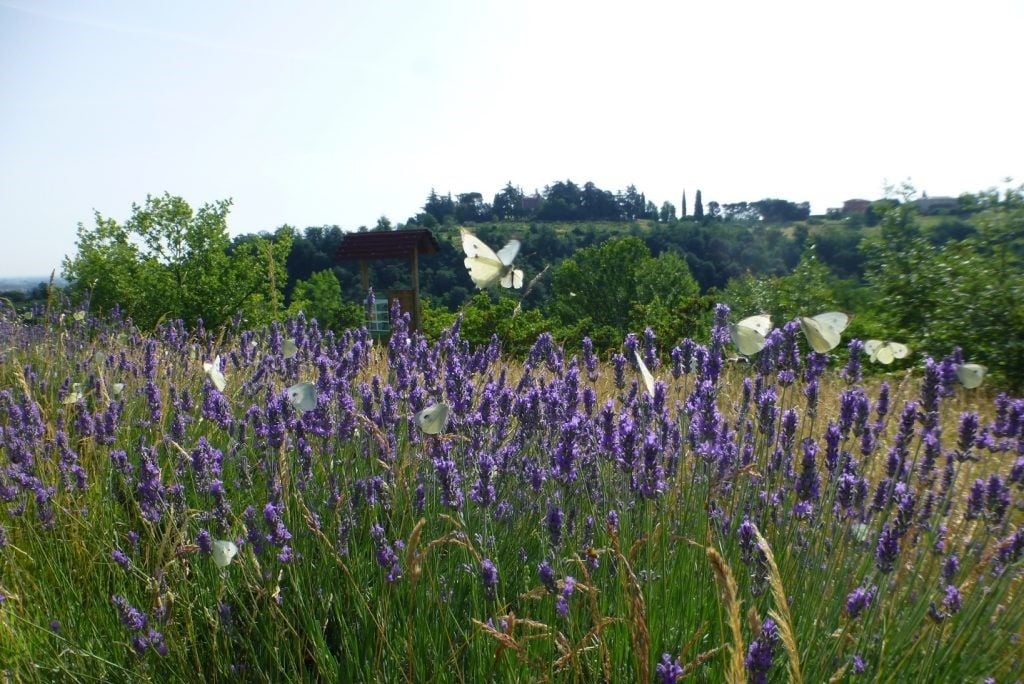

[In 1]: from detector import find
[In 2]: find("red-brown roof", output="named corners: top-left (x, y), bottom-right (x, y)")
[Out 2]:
top-left (334, 229), bottom-right (441, 260)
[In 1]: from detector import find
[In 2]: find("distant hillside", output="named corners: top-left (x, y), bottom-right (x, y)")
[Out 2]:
top-left (0, 276), bottom-right (64, 292)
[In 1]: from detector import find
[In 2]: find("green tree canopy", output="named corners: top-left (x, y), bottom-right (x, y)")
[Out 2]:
top-left (63, 193), bottom-right (292, 330)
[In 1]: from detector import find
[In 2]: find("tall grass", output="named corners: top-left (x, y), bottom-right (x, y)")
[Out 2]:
top-left (0, 302), bottom-right (1021, 681)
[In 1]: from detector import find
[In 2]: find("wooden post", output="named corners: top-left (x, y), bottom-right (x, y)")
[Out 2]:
top-left (360, 259), bottom-right (369, 293)
top-left (410, 248), bottom-right (420, 331)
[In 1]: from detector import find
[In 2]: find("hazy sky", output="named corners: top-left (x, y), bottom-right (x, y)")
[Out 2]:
top-left (2, 0), bottom-right (1022, 277)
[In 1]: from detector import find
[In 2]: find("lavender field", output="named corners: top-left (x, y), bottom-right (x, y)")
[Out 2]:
top-left (0, 301), bottom-right (1022, 682)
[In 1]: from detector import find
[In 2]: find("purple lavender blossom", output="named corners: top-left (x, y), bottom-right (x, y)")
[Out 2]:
top-left (875, 524), bottom-right (900, 573)
top-left (745, 617), bottom-right (778, 684)
top-left (845, 585), bottom-right (877, 619)
top-left (480, 558), bottom-right (498, 599)
top-left (841, 339), bottom-right (864, 384)
top-left (942, 585), bottom-right (962, 615)
top-left (656, 653), bottom-right (684, 683)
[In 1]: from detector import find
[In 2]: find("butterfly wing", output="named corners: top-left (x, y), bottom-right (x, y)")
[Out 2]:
top-left (203, 356), bottom-right (227, 391)
top-left (875, 344), bottom-right (895, 365)
top-left (956, 363), bottom-right (986, 389)
top-left (287, 382), bottom-right (317, 413)
top-left (812, 311), bottom-right (851, 334)
top-left (460, 229), bottom-right (505, 289)
top-left (495, 239), bottom-right (521, 267)
top-left (739, 314), bottom-right (772, 337)
top-left (864, 340), bottom-right (881, 360)
top-left (799, 317), bottom-right (840, 353)
top-left (500, 268), bottom-right (525, 289)
top-left (212, 540), bottom-right (238, 568)
top-left (282, 338), bottom-right (298, 359)
top-left (634, 350), bottom-right (655, 396)
top-left (889, 342), bottom-right (910, 359)
top-left (730, 323), bottom-right (766, 356)
top-left (415, 402), bottom-right (450, 435)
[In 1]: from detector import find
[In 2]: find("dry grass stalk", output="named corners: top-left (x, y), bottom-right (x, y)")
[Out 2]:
top-left (752, 525), bottom-right (803, 684)
top-left (609, 527), bottom-right (650, 684)
top-left (706, 547), bottom-right (746, 684)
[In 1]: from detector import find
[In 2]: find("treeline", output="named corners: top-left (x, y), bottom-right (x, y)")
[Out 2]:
top-left (284, 218), bottom-right (808, 312)
top-left (55, 186), bottom-right (1024, 389)
top-left (408, 180), bottom-right (812, 225)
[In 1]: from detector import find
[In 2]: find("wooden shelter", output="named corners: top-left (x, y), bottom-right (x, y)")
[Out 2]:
top-left (334, 228), bottom-right (440, 332)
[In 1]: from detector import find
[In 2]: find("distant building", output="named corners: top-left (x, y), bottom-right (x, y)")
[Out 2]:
top-left (913, 196), bottom-right (959, 215)
top-left (842, 199), bottom-right (872, 214)
top-left (520, 193), bottom-right (542, 213)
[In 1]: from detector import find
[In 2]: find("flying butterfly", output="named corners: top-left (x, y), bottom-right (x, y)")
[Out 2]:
top-left (211, 539), bottom-right (238, 568)
top-left (729, 314), bottom-right (772, 356)
top-left (286, 382), bottom-right (317, 413)
top-left (414, 402), bottom-right (450, 435)
top-left (798, 312), bottom-right (851, 354)
top-left (864, 340), bottom-right (910, 365)
top-left (634, 350), bottom-right (655, 396)
top-left (203, 356), bottom-right (227, 392)
top-left (955, 363), bottom-right (986, 389)
top-left (460, 228), bottom-right (523, 289)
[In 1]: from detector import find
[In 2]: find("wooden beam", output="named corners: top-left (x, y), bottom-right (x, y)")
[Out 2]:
top-left (410, 248), bottom-right (420, 331)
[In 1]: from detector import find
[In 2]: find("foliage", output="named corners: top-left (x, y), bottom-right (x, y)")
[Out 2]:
top-left (861, 187), bottom-right (1024, 388)
top-left (712, 248), bottom-right (841, 324)
top-left (287, 269), bottom-right (362, 332)
top-left (62, 193), bottom-right (292, 330)
top-left (549, 237), bottom-right (707, 351)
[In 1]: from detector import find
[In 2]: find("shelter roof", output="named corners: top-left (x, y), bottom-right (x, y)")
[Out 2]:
top-left (335, 229), bottom-right (440, 260)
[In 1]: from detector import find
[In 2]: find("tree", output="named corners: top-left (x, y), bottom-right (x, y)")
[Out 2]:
top-left (424, 190), bottom-right (456, 223)
top-left (287, 269), bottom-right (362, 331)
top-left (659, 201), bottom-right (677, 222)
top-left (694, 190), bottom-right (704, 219)
top-left (62, 193), bottom-right (292, 329)
top-left (862, 185), bottom-right (1024, 388)
top-left (493, 183), bottom-right (525, 220)
top-left (550, 236), bottom-right (706, 350)
top-left (681, 190), bottom-right (688, 218)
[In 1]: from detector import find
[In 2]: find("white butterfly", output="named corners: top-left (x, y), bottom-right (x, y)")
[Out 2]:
top-left (460, 228), bottom-right (523, 289)
top-left (203, 356), bottom-right (227, 392)
top-left (63, 382), bottom-right (84, 405)
top-left (864, 340), bottom-right (910, 365)
top-left (282, 338), bottom-right (298, 359)
top-left (414, 402), bottom-right (450, 435)
top-left (798, 312), bottom-right (851, 354)
top-left (111, 382), bottom-right (125, 396)
top-left (955, 363), bottom-right (986, 389)
top-left (286, 382), bottom-right (317, 413)
top-left (634, 350), bottom-right (655, 396)
top-left (729, 314), bottom-right (772, 356)
top-left (211, 539), bottom-right (238, 568)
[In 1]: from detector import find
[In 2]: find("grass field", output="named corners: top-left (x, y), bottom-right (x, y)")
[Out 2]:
top-left (0, 304), bottom-right (1021, 682)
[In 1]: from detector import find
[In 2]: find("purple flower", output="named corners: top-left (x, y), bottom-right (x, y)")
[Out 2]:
top-left (875, 524), bottom-right (900, 573)
top-left (656, 653), bottom-right (684, 683)
top-left (111, 548), bottom-right (131, 569)
top-left (942, 585), bottom-right (962, 614)
top-left (546, 504), bottom-right (563, 547)
top-left (538, 561), bottom-right (557, 594)
top-left (480, 558), bottom-right (498, 599)
top-left (965, 479), bottom-right (985, 520)
top-left (845, 585), bottom-right (877, 619)
top-left (841, 339), bottom-right (864, 384)
top-left (556, 575), bottom-right (576, 617)
top-left (745, 617), bottom-right (778, 684)
top-left (111, 595), bottom-right (147, 631)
